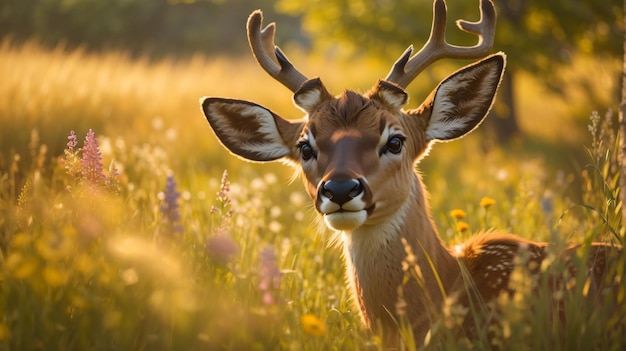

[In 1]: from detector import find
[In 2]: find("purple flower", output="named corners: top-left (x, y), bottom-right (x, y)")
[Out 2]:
top-left (207, 231), bottom-right (238, 264)
top-left (160, 174), bottom-right (182, 233)
top-left (81, 129), bottom-right (104, 184)
top-left (258, 246), bottom-right (281, 305)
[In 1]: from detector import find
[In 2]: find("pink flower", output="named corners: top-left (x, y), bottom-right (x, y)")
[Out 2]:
top-left (67, 130), bottom-right (77, 151)
top-left (258, 246), bottom-right (281, 305)
top-left (207, 231), bottom-right (238, 264)
top-left (81, 129), bottom-right (104, 184)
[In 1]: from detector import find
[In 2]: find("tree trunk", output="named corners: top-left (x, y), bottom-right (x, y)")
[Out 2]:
top-left (619, 0), bottom-right (626, 227)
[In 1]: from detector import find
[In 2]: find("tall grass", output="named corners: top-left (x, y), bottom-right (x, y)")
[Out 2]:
top-left (0, 39), bottom-right (624, 350)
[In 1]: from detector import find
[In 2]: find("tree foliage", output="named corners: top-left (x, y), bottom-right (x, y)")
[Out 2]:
top-left (0, 0), bottom-right (302, 56)
top-left (276, 0), bottom-right (622, 92)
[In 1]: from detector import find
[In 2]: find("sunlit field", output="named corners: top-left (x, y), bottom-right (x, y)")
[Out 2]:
top-left (0, 39), bottom-right (624, 350)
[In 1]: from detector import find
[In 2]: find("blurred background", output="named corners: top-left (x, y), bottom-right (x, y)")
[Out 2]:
top-left (0, 0), bottom-right (623, 203)
top-left (0, 0), bottom-right (622, 143)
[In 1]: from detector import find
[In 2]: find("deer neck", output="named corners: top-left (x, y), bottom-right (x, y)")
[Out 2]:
top-left (340, 173), bottom-right (458, 334)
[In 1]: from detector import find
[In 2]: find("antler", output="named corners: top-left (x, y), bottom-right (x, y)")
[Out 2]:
top-left (247, 10), bottom-right (309, 92)
top-left (385, 0), bottom-right (496, 88)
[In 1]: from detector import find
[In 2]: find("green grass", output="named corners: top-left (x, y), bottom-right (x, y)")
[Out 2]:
top-left (0, 39), bottom-right (624, 350)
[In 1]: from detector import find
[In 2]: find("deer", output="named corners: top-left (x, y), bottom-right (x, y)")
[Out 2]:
top-left (200, 0), bottom-right (623, 346)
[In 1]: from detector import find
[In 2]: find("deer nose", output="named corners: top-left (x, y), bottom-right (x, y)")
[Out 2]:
top-left (320, 179), bottom-right (364, 206)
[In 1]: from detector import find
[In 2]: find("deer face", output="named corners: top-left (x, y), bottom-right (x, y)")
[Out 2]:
top-left (294, 80), bottom-right (417, 231)
top-left (202, 54), bottom-right (505, 232)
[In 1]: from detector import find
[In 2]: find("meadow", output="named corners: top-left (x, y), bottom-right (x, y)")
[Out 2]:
top-left (0, 38), bottom-right (624, 350)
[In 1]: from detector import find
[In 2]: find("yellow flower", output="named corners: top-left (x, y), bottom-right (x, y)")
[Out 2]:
top-left (35, 228), bottom-right (76, 262)
top-left (301, 314), bottom-right (326, 337)
top-left (70, 292), bottom-right (90, 310)
top-left (75, 254), bottom-right (96, 276)
top-left (6, 253), bottom-right (38, 279)
top-left (43, 266), bottom-right (68, 287)
top-left (10, 232), bottom-right (33, 249)
top-left (449, 209), bottom-right (467, 219)
top-left (456, 221), bottom-right (469, 233)
top-left (480, 197), bottom-right (496, 208)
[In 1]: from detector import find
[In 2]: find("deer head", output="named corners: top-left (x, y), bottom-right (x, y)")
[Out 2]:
top-left (201, 0), bottom-right (505, 233)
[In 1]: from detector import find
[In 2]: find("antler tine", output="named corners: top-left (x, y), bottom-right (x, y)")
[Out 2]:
top-left (247, 10), bottom-right (308, 92)
top-left (385, 0), bottom-right (497, 88)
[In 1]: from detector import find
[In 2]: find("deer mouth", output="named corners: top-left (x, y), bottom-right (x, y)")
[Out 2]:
top-left (322, 205), bottom-right (375, 231)
top-left (323, 210), bottom-right (368, 231)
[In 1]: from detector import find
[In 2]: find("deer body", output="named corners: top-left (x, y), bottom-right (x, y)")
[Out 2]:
top-left (343, 170), bottom-right (457, 340)
top-left (200, 0), bottom-right (621, 345)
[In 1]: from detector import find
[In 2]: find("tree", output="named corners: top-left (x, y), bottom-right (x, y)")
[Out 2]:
top-left (618, 0), bottom-right (626, 224)
top-left (276, 0), bottom-right (622, 142)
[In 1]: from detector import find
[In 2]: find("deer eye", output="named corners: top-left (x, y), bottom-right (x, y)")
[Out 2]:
top-left (298, 141), bottom-right (316, 161)
top-left (381, 135), bottom-right (405, 155)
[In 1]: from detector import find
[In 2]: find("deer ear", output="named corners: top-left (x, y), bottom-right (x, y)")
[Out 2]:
top-left (293, 78), bottom-right (333, 113)
top-left (201, 97), bottom-right (304, 162)
top-left (425, 53), bottom-right (506, 141)
top-left (370, 80), bottom-right (409, 110)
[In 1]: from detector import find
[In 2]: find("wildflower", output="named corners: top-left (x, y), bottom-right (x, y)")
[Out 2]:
top-left (43, 266), bottom-right (68, 287)
top-left (301, 314), bottom-right (326, 337)
top-left (588, 111), bottom-right (601, 150)
top-left (449, 209), bottom-right (467, 219)
top-left (540, 192), bottom-right (554, 215)
top-left (160, 174), bottom-right (183, 234)
top-left (67, 130), bottom-right (78, 150)
top-left (63, 130), bottom-right (81, 177)
top-left (104, 161), bottom-right (120, 193)
top-left (217, 170), bottom-right (230, 202)
top-left (268, 220), bottom-right (282, 233)
top-left (207, 231), bottom-right (238, 264)
top-left (35, 229), bottom-right (75, 262)
top-left (81, 129), bottom-right (105, 184)
top-left (480, 196), bottom-right (496, 208)
top-left (10, 232), bottom-right (33, 249)
top-left (75, 254), bottom-right (96, 276)
top-left (258, 246), bottom-right (281, 305)
top-left (211, 170), bottom-right (233, 218)
top-left (456, 221), bottom-right (470, 233)
top-left (6, 253), bottom-right (38, 279)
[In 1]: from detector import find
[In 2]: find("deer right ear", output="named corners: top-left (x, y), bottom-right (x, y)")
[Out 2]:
top-left (425, 53), bottom-right (506, 141)
top-left (201, 97), bottom-right (304, 163)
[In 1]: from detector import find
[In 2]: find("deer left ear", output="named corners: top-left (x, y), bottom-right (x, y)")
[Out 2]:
top-left (425, 53), bottom-right (506, 141)
top-left (370, 80), bottom-right (409, 110)
top-left (293, 78), bottom-right (333, 113)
